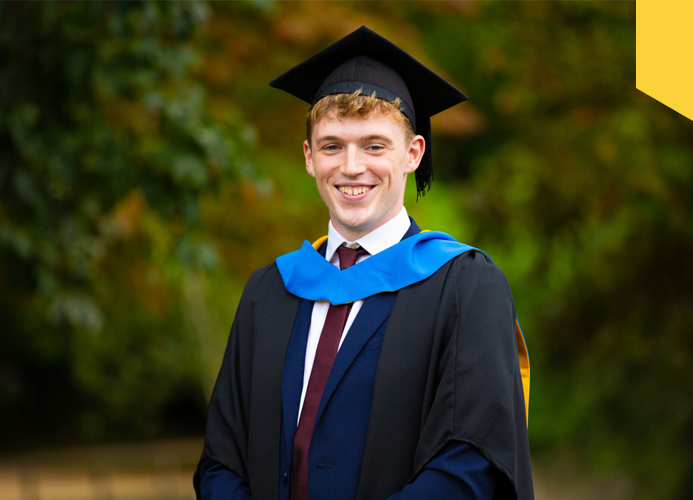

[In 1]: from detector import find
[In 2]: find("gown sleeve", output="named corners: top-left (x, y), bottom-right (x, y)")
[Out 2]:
top-left (386, 441), bottom-right (497, 500)
top-left (198, 457), bottom-right (253, 500)
top-left (411, 251), bottom-right (533, 499)
top-left (193, 265), bottom-right (276, 499)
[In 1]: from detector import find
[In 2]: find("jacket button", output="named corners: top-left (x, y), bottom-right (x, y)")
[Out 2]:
top-left (283, 471), bottom-right (288, 484)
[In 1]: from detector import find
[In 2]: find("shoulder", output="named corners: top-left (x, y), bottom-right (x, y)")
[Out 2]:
top-left (246, 260), bottom-right (282, 291)
top-left (239, 261), bottom-right (284, 307)
top-left (449, 249), bottom-right (509, 283)
top-left (228, 261), bottom-right (288, 340)
top-left (443, 249), bottom-right (514, 307)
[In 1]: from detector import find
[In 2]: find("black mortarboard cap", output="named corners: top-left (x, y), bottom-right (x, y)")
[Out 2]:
top-left (269, 26), bottom-right (468, 197)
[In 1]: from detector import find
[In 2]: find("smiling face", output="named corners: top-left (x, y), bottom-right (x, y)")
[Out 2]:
top-left (304, 110), bottom-right (425, 241)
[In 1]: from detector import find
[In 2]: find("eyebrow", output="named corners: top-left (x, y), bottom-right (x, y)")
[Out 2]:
top-left (315, 134), bottom-right (394, 145)
top-left (315, 135), bottom-right (342, 145)
top-left (361, 134), bottom-right (394, 145)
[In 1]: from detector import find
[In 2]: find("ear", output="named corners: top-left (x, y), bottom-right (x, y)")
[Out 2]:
top-left (405, 135), bottom-right (425, 174)
top-left (304, 140), bottom-right (316, 178)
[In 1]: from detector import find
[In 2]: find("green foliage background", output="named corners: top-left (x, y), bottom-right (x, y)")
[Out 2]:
top-left (1, 2), bottom-right (691, 499)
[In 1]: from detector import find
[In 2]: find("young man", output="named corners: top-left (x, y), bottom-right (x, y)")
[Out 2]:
top-left (195, 26), bottom-right (533, 500)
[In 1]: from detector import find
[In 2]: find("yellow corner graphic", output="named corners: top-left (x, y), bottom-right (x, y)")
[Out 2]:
top-left (637, 0), bottom-right (693, 121)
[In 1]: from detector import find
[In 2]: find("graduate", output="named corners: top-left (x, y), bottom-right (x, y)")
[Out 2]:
top-left (194, 26), bottom-right (534, 500)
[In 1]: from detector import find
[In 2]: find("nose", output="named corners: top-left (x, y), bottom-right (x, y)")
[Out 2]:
top-left (340, 146), bottom-right (366, 177)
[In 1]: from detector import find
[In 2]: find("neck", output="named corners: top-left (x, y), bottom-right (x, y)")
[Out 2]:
top-left (331, 216), bottom-right (395, 242)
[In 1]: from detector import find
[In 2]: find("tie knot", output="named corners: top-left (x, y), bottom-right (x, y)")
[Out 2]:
top-left (336, 245), bottom-right (369, 270)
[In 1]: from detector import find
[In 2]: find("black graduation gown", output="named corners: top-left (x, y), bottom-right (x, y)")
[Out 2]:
top-left (195, 237), bottom-right (534, 500)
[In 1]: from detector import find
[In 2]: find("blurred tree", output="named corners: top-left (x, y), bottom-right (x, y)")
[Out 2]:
top-left (0, 1), bottom-right (253, 445)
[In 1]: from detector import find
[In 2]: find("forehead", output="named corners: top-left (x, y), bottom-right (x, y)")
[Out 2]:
top-left (312, 109), bottom-right (407, 141)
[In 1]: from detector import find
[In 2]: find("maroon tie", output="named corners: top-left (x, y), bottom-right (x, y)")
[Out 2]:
top-left (290, 245), bottom-right (369, 500)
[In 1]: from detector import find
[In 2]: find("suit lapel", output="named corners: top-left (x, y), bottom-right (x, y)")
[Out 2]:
top-left (313, 218), bottom-right (420, 426)
top-left (279, 242), bottom-right (329, 455)
top-left (281, 298), bottom-right (313, 465)
top-left (279, 219), bottom-right (423, 460)
top-left (314, 291), bottom-right (398, 425)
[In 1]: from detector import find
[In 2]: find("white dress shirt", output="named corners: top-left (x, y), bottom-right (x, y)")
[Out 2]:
top-left (297, 207), bottom-right (411, 421)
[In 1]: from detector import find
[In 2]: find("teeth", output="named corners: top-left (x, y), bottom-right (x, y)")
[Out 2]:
top-left (340, 186), bottom-right (370, 195)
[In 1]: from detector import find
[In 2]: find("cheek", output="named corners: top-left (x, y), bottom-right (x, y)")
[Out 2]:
top-left (312, 163), bottom-right (329, 181)
top-left (375, 163), bottom-right (401, 185)
top-left (314, 168), bottom-right (337, 194)
top-left (314, 157), bottom-right (339, 178)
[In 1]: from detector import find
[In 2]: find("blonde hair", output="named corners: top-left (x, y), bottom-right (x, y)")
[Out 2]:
top-left (306, 89), bottom-right (415, 146)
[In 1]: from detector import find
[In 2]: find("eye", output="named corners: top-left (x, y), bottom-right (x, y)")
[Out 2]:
top-left (323, 144), bottom-right (341, 151)
top-left (367, 145), bottom-right (384, 152)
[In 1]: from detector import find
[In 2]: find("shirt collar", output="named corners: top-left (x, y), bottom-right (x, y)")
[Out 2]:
top-left (325, 206), bottom-right (411, 262)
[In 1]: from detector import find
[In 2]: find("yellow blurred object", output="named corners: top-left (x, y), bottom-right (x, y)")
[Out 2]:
top-left (637, 0), bottom-right (693, 120)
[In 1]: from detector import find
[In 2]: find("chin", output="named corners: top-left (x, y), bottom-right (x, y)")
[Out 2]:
top-left (335, 211), bottom-right (373, 230)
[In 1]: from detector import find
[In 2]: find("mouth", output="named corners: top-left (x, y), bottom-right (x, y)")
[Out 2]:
top-left (337, 185), bottom-right (373, 197)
